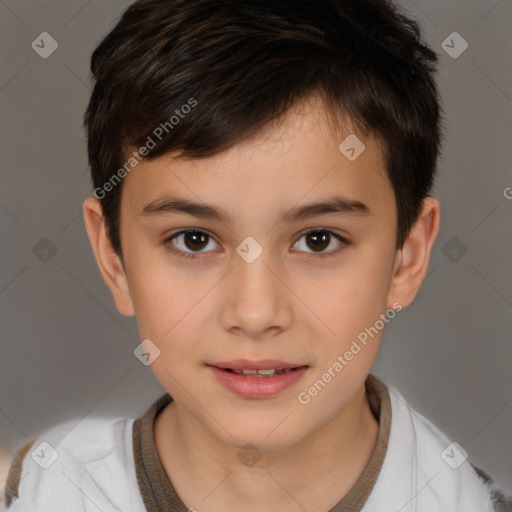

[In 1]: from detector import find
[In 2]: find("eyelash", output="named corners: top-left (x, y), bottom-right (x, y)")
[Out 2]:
top-left (163, 229), bottom-right (348, 260)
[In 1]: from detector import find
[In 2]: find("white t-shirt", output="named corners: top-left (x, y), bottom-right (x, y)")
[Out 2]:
top-left (4, 375), bottom-right (508, 511)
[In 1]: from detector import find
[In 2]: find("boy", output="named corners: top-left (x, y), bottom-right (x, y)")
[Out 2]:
top-left (3, 0), bottom-right (509, 510)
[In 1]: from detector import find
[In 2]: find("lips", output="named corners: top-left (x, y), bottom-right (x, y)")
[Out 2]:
top-left (207, 360), bottom-right (309, 398)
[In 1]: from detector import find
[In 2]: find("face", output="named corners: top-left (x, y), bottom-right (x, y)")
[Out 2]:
top-left (100, 97), bottom-right (403, 450)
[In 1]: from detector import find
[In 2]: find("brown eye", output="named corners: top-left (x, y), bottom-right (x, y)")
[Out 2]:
top-left (292, 229), bottom-right (346, 255)
top-left (306, 231), bottom-right (330, 252)
top-left (182, 231), bottom-right (209, 251)
top-left (166, 230), bottom-right (219, 257)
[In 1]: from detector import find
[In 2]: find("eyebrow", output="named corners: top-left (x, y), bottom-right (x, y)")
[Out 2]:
top-left (140, 196), bottom-right (372, 224)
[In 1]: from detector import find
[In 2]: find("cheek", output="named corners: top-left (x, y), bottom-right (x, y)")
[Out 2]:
top-left (133, 276), bottom-right (197, 342)
top-left (131, 271), bottom-right (203, 388)
top-left (313, 249), bottom-right (394, 357)
top-left (326, 261), bottom-right (390, 320)
top-left (127, 257), bottom-right (218, 373)
top-left (125, 252), bottom-right (181, 341)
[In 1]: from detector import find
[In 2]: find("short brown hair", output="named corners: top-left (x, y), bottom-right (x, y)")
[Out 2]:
top-left (84, 0), bottom-right (445, 257)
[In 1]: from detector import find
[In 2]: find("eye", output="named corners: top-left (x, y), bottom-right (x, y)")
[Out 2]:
top-left (291, 229), bottom-right (347, 256)
top-left (164, 229), bottom-right (219, 259)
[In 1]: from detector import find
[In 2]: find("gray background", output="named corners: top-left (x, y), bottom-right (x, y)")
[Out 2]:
top-left (0, 0), bottom-right (511, 502)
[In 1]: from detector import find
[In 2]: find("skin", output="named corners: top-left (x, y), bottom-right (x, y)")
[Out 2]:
top-left (83, 95), bottom-right (440, 512)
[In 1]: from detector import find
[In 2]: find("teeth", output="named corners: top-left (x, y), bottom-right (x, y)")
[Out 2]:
top-left (230, 368), bottom-right (295, 377)
top-left (257, 369), bottom-right (277, 376)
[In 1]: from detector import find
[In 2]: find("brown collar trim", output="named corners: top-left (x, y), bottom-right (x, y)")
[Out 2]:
top-left (329, 374), bottom-right (391, 511)
top-left (4, 438), bottom-right (37, 508)
top-left (132, 373), bottom-right (391, 512)
top-left (132, 393), bottom-right (186, 511)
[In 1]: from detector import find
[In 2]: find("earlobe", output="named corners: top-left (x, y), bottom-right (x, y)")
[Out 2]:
top-left (82, 196), bottom-right (135, 317)
top-left (387, 196), bottom-right (441, 310)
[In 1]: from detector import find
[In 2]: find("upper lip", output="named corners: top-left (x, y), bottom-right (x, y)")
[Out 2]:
top-left (208, 359), bottom-right (307, 370)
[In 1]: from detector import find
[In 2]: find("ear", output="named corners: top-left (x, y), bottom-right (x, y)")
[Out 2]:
top-left (82, 196), bottom-right (135, 317)
top-left (387, 196), bottom-right (441, 310)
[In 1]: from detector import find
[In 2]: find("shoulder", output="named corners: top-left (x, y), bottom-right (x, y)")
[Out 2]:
top-left (364, 378), bottom-right (509, 512)
top-left (4, 415), bottom-right (146, 511)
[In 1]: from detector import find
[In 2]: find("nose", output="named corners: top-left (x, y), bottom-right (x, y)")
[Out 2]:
top-left (219, 244), bottom-right (293, 341)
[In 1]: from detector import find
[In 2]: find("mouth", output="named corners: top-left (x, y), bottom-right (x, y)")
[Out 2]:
top-left (207, 360), bottom-right (309, 398)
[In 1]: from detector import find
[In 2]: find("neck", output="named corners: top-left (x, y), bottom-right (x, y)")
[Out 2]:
top-left (154, 383), bottom-right (379, 512)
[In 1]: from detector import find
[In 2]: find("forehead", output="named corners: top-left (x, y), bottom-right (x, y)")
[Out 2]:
top-left (120, 97), bottom-right (394, 224)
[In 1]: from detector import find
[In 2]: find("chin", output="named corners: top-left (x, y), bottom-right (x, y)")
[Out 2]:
top-left (211, 414), bottom-right (310, 453)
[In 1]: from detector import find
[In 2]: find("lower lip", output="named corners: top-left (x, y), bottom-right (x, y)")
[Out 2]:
top-left (207, 366), bottom-right (308, 398)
